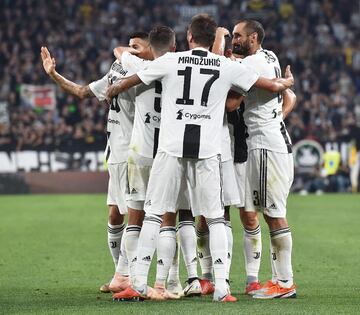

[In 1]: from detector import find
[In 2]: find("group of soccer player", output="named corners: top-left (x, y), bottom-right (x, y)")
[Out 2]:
top-left (41, 13), bottom-right (297, 302)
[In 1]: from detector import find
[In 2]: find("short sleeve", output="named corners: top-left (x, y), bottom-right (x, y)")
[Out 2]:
top-left (137, 55), bottom-right (168, 85)
top-left (228, 60), bottom-right (259, 95)
top-left (121, 52), bottom-right (149, 73)
top-left (89, 74), bottom-right (108, 101)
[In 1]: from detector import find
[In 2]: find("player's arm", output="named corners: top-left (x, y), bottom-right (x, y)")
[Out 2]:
top-left (105, 74), bottom-right (142, 103)
top-left (282, 89), bottom-right (296, 119)
top-left (211, 27), bottom-right (230, 56)
top-left (40, 46), bottom-right (94, 99)
top-left (225, 90), bottom-right (244, 112)
top-left (113, 46), bottom-right (140, 60)
top-left (254, 65), bottom-right (294, 92)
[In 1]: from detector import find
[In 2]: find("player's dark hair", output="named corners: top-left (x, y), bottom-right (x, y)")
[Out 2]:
top-left (188, 14), bottom-right (217, 47)
top-left (149, 26), bottom-right (176, 53)
top-left (129, 31), bottom-right (149, 41)
top-left (237, 19), bottom-right (265, 44)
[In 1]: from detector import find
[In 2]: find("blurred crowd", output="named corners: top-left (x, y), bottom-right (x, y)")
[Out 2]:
top-left (1, 0), bottom-right (360, 190)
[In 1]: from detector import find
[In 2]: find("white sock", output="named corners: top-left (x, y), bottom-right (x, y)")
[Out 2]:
top-left (196, 229), bottom-right (213, 281)
top-left (225, 221), bottom-right (233, 281)
top-left (207, 218), bottom-right (228, 295)
top-left (168, 231), bottom-right (181, 283)
top-left (107, 223), bottom-right (125, 268)
top-left (156, 227), bottom-right (177, 285)
top-left (134, 215), bottom-right (162, 290)
top-left (124, 225), bottom-right (141, 282)
top-left (243, 225), bottom-right (262, 284)
top-left (269, 240), bottom-right (278, 283)
top-left (179, 221), bottom-right (198, 279)
top-left (270, 228), bottom-right (293, 288)
top-left (116, 227), bottom-right (129, 276)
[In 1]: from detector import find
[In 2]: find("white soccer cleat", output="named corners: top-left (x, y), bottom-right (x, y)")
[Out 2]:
top-left (182, 279), bottom-right (202, 297)
top-left (167, 280), bottom-right (184, 297)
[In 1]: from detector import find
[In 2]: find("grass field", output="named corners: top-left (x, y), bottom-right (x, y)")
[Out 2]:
top-left (0, 194), bottom-right (359, 314)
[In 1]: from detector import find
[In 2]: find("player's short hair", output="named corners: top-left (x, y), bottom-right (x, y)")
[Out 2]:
top-left (237, 19), bottom-right (265, 44)
top-left (129, 31), bottom-right (149, 41)
top-left (149, 26), bottom-right (175, 53)
top-left (188, 14), bottom-right (217, 47)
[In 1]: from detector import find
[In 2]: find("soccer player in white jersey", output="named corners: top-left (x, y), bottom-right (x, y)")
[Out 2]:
top-left (110, 26), bottom-right (186, 300)
top-left (105, 14), bottom-right (294, 302)
top-left (40, 32), bottom-right (152, 293)
top-left (231, 20), bottom-right (297, 299)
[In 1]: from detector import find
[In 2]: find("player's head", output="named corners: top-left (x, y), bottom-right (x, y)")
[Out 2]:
top-left (187, 14), bottom-right (217, 49)
top-left (149, 26), bottom-right (176, 58)
top-left (128, 31), bottom-right (152, 59)
top-left (232, 19), bottom-right (265, 56)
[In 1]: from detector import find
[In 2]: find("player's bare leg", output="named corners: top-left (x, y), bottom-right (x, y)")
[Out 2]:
top-left (240, 208), bottom-right (262, 294)
top-left (100, 205), bottom-right (125, 293)
top-left (178, 210), bottom-right (201, 297)
top-left (253, 215), bottom-right (296, 299)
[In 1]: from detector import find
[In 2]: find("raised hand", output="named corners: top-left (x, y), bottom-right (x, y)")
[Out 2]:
top-left (284, 65), bottom-right (294, 86)
top-left (41, 46), bottom-right (56, 75)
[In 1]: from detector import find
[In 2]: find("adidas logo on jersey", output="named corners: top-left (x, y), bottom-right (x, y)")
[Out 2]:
top-left (214, 258), bottom-right (223, 265)
top-left (131, 188), bottom-right (137, 194)
top-left (157, 259), bottom-right (164, 265)
top-left (142, 255), bottom-right (151, 262)
top-left (269, 203), bottom-right (277, 209)
top-left (145, 200), bottom-right (151, 206)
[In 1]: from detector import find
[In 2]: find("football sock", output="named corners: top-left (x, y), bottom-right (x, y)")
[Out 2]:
top-left (107, 223), bottom-right (125, 267)
top-left (178, 220), bottom-right (198, 279)
top-left (156, 227), bottom-right (177, 285)
top-left (206, 217), bottom-right (228, 295)
top-left (243, 224), bottom-right (261, 284)
top-left (167, 230), bottom-right (181, 283)
top-left (196, 229), bottom-right (213, 281)
top-left (134, 214), bottom-right (162, 290)
top-left (225, 220), bottom-right (233, 281)
top-left (116, 227), bottom-right (129, 276)
top-left (124, 225), bottom-right (141, 282)
top-left (269, 240), bottom-right (278, 283)
top-left (270, 228), bottom-right (293, 288)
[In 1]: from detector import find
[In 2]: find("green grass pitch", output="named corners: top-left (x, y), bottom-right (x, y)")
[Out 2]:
top-left (0, 194), bottom-right (359, 314)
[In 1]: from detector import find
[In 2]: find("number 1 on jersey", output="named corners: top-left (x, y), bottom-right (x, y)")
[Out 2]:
top-left (176, 66), bottom-right (219, 107)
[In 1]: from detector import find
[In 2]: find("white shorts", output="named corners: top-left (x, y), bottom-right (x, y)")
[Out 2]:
top-left (222, 160), bottom-right (241, 206)
top-left (234, 161), bottom-right (246, 208)
top-left (245, 149), bottom-right (294, 218)
top-left (107, 162), bottom-right (128, 214)
top-left (127, 151), bottom-right (153, 203)
top-left (144, 151), bottom-right (223, 219)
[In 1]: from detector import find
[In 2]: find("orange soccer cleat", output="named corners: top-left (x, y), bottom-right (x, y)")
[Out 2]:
top-left (112, 287), bottom-right (147, 302)
top-left (253, 283), bottom-right (296, 299)
top-left (199, 279), bottom-right (215, 295)
top-left (245, 281), bottom-right (262, 295)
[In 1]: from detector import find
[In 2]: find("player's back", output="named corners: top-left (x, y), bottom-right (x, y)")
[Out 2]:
top-left (138, 48), bottom-right (258, 159)
top-left (241, 49), bottom-right (292, 154)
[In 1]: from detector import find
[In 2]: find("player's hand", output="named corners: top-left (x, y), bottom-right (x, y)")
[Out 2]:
top-left (216, 27), bottom-right (230, 37)
top-left (284, 65), bottom-right (294, 87)
top-left (41, 46), bottom-right (56, 75)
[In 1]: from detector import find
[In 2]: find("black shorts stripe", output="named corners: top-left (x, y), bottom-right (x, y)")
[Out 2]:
top-left (192, 50), bottom-right (208, 57)
top-left (280, 122), bottom-right (292, 153)
top-left (182, 124), bottom-right (200, 158)
top-left (153, 127), bottom-right (160, 158)
top-left (259, 149), bottom-right (268, 209)
top-left (218, 154), bottom-right (224, 209)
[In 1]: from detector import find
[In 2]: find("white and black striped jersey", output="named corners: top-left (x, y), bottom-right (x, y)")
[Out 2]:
top-left (241, 49), bottom-right (292, 153)
top-left (121, 52), bottom-right (161, 158)
top-left (89, 59), bottom-right (136, 164)
top-left (137, 47), bottom-right (259, 159)
top-left (227, 103), bottom-right (248, 163)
